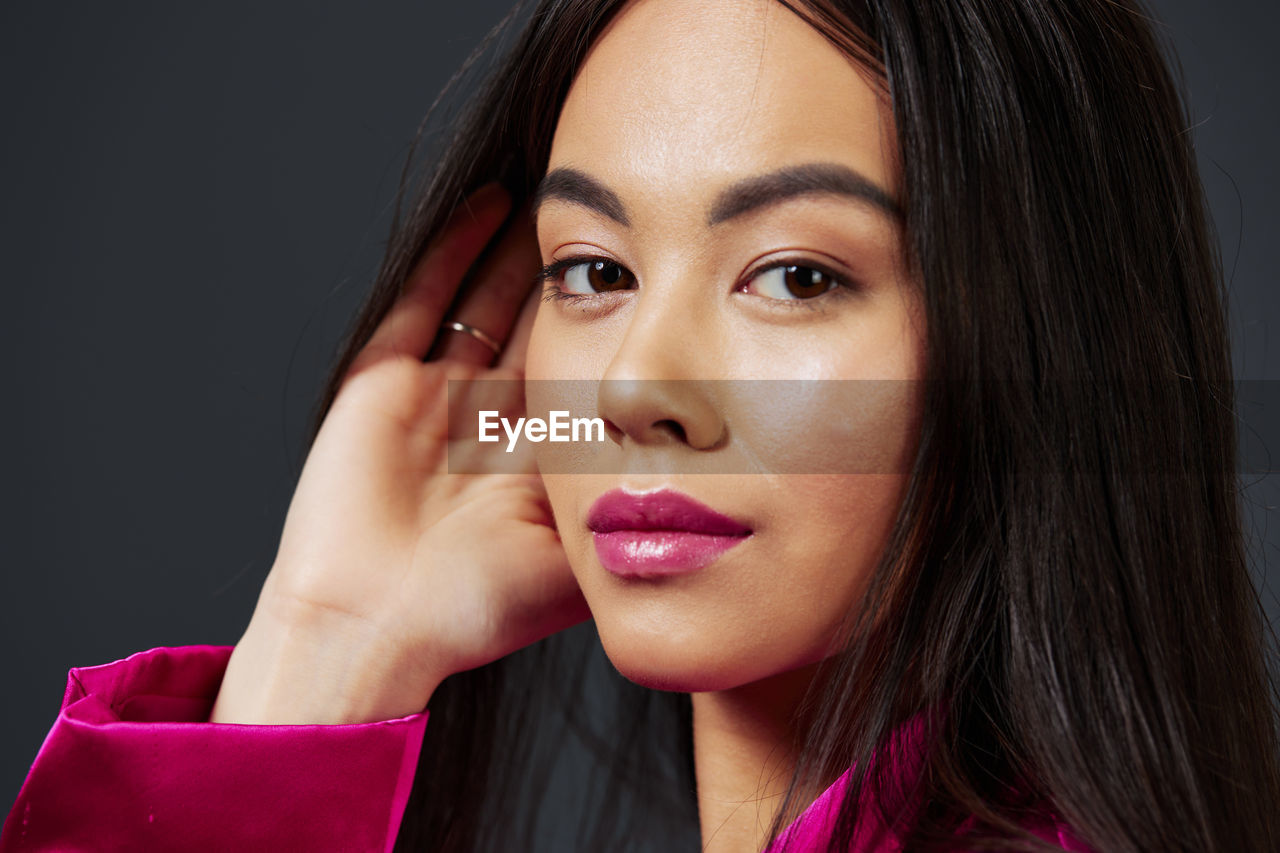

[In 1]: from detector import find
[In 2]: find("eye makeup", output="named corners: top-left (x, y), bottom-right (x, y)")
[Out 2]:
top-left (535, 253), bottom-right (862, 313)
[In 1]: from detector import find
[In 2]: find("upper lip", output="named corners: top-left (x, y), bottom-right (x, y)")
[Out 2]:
top-left (586, 488), bottom-right (752, 536)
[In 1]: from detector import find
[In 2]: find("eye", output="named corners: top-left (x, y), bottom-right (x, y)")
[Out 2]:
top-left (746, 263), bottom-right (844, 301)
top-left (561, 259), bottom-right (634, 295)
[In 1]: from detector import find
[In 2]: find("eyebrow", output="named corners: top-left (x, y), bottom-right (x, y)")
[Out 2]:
top-left (531, 162), bottom-right (901, 228)
top-left (532, 168), bottom-right (631, 227)
top-left (708, 162), bottom-right (901, 225)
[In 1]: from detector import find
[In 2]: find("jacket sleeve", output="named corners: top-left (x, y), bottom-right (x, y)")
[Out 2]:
top-left (0, 645), bottom-right (429, 853)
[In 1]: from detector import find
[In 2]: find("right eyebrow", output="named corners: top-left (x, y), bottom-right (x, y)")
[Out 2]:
top-left (532, 167), bottom-right (632, 228)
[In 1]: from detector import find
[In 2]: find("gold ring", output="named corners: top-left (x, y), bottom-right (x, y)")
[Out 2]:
top-left (442, 320), bottom-right (502, 355)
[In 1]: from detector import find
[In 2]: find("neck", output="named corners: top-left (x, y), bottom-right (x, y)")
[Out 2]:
top-left (691, 662), bottom-right (828, 853)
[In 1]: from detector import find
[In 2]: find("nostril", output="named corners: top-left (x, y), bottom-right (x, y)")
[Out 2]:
top-left (654, 419), bottom-right (687, 443)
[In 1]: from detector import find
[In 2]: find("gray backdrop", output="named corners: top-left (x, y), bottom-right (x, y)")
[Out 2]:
top-left (3, 0), bottom-right (1277, 825)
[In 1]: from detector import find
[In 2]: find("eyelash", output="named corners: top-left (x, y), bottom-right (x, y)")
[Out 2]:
top-left (534, 255), bottom-right (859, 311)
top-left (535, 257), bottom-right (610, 306)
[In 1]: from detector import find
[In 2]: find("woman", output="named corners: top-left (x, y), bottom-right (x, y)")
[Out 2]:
top-left (4, 0), bottom-right (1277, 851)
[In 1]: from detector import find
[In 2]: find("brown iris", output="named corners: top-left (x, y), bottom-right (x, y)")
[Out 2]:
top-left (780, 265), bottom-right (835, 299)
top-left (585, 260), bottom-right (630, 292)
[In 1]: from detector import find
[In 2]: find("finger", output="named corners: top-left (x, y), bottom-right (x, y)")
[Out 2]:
top-left (497, 279), bottom-right (541, 371)
top-left (427, 205), bottom-right (540, 366)
top-left (360, 183), bottom-right (511, 364)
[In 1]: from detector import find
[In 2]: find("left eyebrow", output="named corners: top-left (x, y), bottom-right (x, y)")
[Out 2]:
top-left (707, 162), bottom-right (901, 225)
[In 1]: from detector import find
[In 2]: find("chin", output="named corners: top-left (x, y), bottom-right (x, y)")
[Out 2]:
top-left (592, 616), bottom-right (781, 694)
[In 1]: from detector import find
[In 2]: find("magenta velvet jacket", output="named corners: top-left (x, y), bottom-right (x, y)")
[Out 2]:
top-left (1, 646), bottom-right (1092, 851)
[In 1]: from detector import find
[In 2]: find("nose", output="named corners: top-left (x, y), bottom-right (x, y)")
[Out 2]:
top-left (596, 283), bottom-right (726, 451)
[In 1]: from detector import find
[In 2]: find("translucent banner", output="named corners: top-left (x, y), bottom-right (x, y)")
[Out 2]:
top-left (443, 378), bottom-right (1280, 475)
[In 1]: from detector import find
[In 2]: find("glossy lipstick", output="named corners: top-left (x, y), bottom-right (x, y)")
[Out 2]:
top-left (587, 488), bottom-right (752, 578)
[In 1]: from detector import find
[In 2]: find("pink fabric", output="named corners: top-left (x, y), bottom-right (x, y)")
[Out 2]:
top-left (763, 772), bottom-right (1093, 852)
top-left (762, 708), bottom-right (1093, 853)
top-left (2, 645), bottom-right (1090, 851)
top-left (0, 646), bottom-right (427, 852)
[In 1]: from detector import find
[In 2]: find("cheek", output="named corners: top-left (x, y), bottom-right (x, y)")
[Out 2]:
top-left (526, 308), bottom-right (613, 384)
top-left (754, 386), bottom-right (919, 654)
top-left (525, 310), bottom-right (554, 381)
top-left (726, 373), bottom-right (921, 477)
top-left (754, 472), bottom-right (908, 648)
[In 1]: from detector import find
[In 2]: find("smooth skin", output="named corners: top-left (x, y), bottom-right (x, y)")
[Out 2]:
top-left (529, 1), bottom-right (924, 847)
top-left (212, 1), bottom-right (924, 851)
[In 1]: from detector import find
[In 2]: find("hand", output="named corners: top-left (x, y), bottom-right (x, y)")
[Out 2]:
top-left (211, 184), bottom-right (590, 725)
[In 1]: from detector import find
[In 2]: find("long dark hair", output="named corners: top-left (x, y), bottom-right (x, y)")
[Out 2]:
top-left (304, 1), bottom-right (1280, 850)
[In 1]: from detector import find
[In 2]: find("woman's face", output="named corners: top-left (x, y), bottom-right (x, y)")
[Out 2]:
top-left (526, 0), bottom-right (925, 692)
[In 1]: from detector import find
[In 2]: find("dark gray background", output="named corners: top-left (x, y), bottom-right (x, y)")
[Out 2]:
top-left (2, 0), bottom-right (1277, 819)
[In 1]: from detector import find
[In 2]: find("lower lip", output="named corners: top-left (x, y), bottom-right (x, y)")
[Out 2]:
top-left (592, 530), bottom-right (748, 578)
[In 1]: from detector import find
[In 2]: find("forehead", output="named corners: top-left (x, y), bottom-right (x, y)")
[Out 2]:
top-left (547, 0), bottom-right (896, 200)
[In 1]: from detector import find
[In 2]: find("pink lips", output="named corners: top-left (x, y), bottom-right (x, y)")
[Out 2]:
top-left (587, 488), bottom-right (752, 578)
